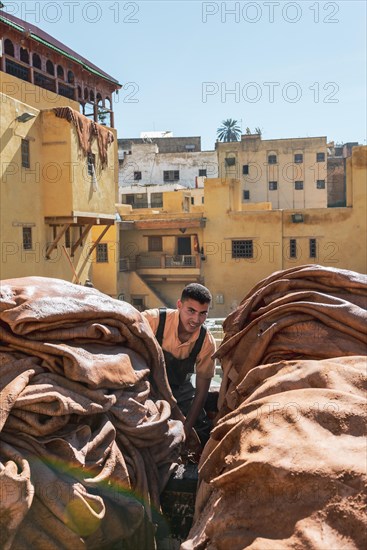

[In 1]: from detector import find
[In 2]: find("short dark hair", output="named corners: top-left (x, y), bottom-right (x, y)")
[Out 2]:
top-left (181, 283), bottom-right (212, 304)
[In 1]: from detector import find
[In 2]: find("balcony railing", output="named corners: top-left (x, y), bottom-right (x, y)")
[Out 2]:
top-left (119, 254), bottom-right (199, 272)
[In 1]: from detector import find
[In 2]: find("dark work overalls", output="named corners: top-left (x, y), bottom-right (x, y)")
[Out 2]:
top-left (156, 308), bottom-right (212, 445)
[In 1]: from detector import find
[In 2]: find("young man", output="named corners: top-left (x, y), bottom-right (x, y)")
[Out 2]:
top-left (142, 283), bottom-right (216, 448)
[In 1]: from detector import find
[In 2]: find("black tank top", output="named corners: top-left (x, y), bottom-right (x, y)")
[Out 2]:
top-left (156, 308), bottom-right (207, 388)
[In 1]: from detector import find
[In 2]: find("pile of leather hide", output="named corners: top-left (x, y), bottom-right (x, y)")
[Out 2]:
top-left (183, 265), bottom-right (367, 550)
top-left (0, 277), bottom-right (184, 549)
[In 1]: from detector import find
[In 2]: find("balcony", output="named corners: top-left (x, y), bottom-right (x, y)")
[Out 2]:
top-left (119, 254), bottom-right (200, 272)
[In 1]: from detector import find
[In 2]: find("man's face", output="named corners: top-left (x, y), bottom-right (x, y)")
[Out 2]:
top-left (177, 298), bottom-right (209, 334)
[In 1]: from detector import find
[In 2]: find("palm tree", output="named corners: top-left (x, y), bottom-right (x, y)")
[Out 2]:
top-left (217, 119), bottom-right (241, 142)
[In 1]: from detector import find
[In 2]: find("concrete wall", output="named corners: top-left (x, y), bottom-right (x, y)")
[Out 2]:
top-left (119, 142), bottom-right (218, 188)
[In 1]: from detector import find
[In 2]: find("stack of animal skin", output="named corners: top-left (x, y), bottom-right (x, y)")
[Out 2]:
top-left (0, 277), bottom-right (184, 550)
top-left (183, 265), bottom-right (367, 550)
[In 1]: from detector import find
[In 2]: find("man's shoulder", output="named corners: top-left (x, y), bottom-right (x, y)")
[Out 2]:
top-left (142, 308), bottom-right (176, 321)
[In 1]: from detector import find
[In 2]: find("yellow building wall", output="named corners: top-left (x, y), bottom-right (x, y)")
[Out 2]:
top-left (91, 225), bottom-right (118, 296)
top-left (203, 178), bottom-right (283, 316)
top-left (1, 92), bottom-right (117, 284)
top-left (41, 111), bottom-right (117, 217)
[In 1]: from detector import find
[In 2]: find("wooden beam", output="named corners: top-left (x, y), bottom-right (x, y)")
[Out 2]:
top-left (87, 225), bottom-right (111, 257)
top-left (71, 224), bottom-right (93, 257)
top-left (45, 224), bottom-right (71, 259)
top-left (134, 219), bottom-right (205, 230)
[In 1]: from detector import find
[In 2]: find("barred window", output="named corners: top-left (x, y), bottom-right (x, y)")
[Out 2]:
top-left (268, 154), bottom-right (277, 164)
top-left (134, 171), bottom-right (142, 180)
top-left (232, 239), bottom-right (253, 259)
top-left (96, 243), bottom-right (108, 263)
top-left (316, 152), bottom-right (325, 162)
top-left (163, 170), bottom-right (179, 181)
top-left (198, 169), bottom-right (207, 177)
top-left (294, 153), bottom-right (303, 163)
top-left (242, 164), bottom-right (249, 175)
top-left (22, 227), bottom-right (32, 250)
top-left (290, 239), bottom-right (297, 258)
top-left (148, 236), bottom-right (162, 252)
top-left (309, 238), bottom-right (317, 258)
top-left (269, 181), bottom-right (278, 191)
top-left (21, 139), bottom-right (30, 168)
top-left (87, 153), bottom-right (95, 176)
top-left (294, 181), bottom-right (304, 190)
top-left (316, 179), bottom-right (325, 189)
top-left (243, 190), bottom-right (250, 200)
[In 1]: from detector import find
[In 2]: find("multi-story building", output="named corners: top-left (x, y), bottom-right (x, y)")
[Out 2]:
top-left (0, 9), bottom-right (121, 287)
top-left (118, 136), bottom-right (218, 206)
top-left (216, 134), bottom-right (328, 210)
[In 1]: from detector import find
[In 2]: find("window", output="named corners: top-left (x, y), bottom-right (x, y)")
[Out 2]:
top-left (6, 58), bottom-right (29, 81)
top-left (185, 144), bottom-right (195, 152)
top-left (232, 240), bottom-right (253, 259)
top-left (57, 65), bottom-right (64, 79)
top-left (22, 227), bottom-right (32, 250)
top-left (225, 157), bottom-right (236, 166)
top-left (316, 152), bottom-right (325, 162)
top-left (198, 169), bottom-right (207, 177)
top-left (67, 71), bottom-right (75, 84)
top-left (148, 236), bottom-right (162, 252)
top-left (309, 239), bottom-right (317, 258)
top-left (32, 53), bottom-right (41, 69)
top-left (243, 190), bottom-right (250, 200)
top-left (20, 47), bottom-right (29, 63)
top-left (269, 181), bottom-right (278, 191)
top-left (289, 239), bottom-right (297, 258)
top-left (316, 179), bottom-right (325, 189)
top-left (242, 165), bottom-right (249, 175)
top-left (191, 197), bottom-right (195, 205)
top-left (151, 192), bottom-right (163, 207)
top-left (121, 194), bottom-right (135, 205)
top-left (163, 170), bottom-right (179, 181)
top-left (96, 243), bottom-right (108, 263)
top-left (294, 181), bottom-right (304, 190)
top-left (87, 153), bottom-right (95, 176)
top-left (134, 171), bottom-right (142, 181)
top-left (46, 60), bottom-right (54, 76)
top-left (201, 197), bottom-right (204, 204)
top-left (4, 39), bottom-right (14, 56)
top-left (294, 153), bottom-right (303, 163)
top-left (21, 139), bottom-right (30, 168)
top-left (268, 154), bottom-right (277, 164)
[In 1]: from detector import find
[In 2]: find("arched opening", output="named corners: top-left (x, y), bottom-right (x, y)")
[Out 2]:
top-left (57, 65), bottom-right (64, 79)
top-left (46, 60), bottom-right (55, 76)
top-left (84, 88), bottom-right (89, 101)
top-left (20, 47), bottom-right (29, 63)
top-left (67, 70), bottom-right (74, 84)
top-left (77, 85), bottom-right (82, 99)
top-left (32, 53), bottom-right (41, 69)
top-left (4, 39), bottom-right (14, 57)
top-left (89, 90), bottom-right (95, 102)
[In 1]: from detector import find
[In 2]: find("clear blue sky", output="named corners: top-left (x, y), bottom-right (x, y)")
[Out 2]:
top-left (4, 1), bottom-right (366, 150)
